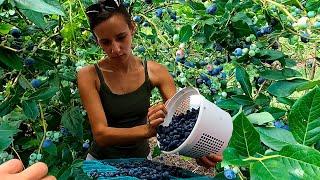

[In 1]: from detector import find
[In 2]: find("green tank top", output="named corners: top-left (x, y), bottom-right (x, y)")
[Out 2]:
top-left (88, 60), bottom-right (153, 159)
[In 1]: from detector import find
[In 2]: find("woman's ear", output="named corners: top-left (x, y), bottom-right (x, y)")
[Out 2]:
top-left (129, 22), bottom-right (136, 35)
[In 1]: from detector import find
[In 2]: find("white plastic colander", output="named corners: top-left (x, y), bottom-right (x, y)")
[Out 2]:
top-left (157, 87), bottom-right (233, 158)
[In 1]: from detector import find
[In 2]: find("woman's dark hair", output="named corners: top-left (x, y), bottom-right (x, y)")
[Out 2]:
top-left (86, 0), bottom-right (133, 32)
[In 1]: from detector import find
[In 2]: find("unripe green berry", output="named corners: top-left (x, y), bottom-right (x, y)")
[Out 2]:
top-left (30, 153), bottom-right (37, 160)
top-left (249, 50), bottom-right (256, 56)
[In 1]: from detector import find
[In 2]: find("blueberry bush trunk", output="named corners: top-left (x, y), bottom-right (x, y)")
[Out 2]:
top-left (0, 0), bottom-right (320, 179)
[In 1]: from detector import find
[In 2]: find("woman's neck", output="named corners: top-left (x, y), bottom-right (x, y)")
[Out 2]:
top-left (101, 54), bottom-right (139, 74)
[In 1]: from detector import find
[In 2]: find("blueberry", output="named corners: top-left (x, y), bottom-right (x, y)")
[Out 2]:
top-left (300, 32), bottom-right (309, 43)
top-left (263, 26), bottom-right (273, 34)
top-left (10, 28), bottom-right (21, 38)
top-left (281, 125), bottom-right (290, 131)
top-left (31, 79), bottom-right (41, 88)
top-left (206, 4), bottom-right (217, 15)
top-left (144, 0), bottom-right (152, 4)
top-left (83, 142), bottom-right (90, 149)
top-left (137, 46), bottom-right (145, 53)
top-left (170, 12), bottom-right (177, 21)
top-left (133, 16), bottom-right (142, 23)
top-left (257, 77), bottom-right (265, 85)
top-left (42, 139), bottom-right (53, 148)
top-left (224, 169), bottom-right (236, 179)
top-left (142, 21), bottom-right (149, 27)
top-left (274, 120), bottom-right (284, 128)
top-left (210, 88), bottom-right (217, 95)
top-left (233, 48), bottom-right (243, 56)
top-left (24, 57), bottom-right (35, 66)
top-left (199, 60), bottom-right (208, 66)
top-left (155, 8), bottom-right (163, 18)
top-left (215, 43), bottom-right (223, 51)
top-left (214, 59), bottom-right (221, 65)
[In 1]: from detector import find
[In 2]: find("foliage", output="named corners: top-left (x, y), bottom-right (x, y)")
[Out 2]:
top-left (0, 0), bottom-right (320, 179)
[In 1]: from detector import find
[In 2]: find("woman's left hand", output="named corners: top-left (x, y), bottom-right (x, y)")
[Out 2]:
top-left (195, 153), bottom-right (223, 169)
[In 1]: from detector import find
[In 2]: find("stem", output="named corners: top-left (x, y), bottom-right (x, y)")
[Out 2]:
top-left (0, 45), bottom-right (22, 52)
top-left (11, 143), bottom-right (25, 170)
top-left (243, 154), bottom-right (280, 161)
top-left (264, 0), bottom-right (296, 22)
top-left (37, 103), bottom-right (47, 154)
top-left (138, 13), bottom-right (172, 48)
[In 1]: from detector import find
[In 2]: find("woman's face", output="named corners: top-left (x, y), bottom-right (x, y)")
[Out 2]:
top-left (93, 14), bottom-right (134, 61)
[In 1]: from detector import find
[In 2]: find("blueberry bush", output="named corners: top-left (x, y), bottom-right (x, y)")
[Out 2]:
top-left (0, 0), bottom-right (320, 179)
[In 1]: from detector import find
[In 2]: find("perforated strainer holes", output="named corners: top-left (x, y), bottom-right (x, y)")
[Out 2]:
top-left (187, 133), bottom-right (224, 158)
top-left (174, 96), bottom-right (190, 116)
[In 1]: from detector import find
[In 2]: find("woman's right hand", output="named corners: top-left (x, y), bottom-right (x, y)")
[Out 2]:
top-left (145, 102), bottom-right (167, 137)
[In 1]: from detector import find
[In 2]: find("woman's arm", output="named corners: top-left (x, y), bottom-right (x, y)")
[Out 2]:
top-left (77, 66), bottom-right (160, 148)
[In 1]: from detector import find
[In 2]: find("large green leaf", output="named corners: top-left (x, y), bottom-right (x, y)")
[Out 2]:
top-left (0, 23), bottom-right (13, 35)
top-left (229, 112), bottom-right (263, 157)
top-left (179, 25), bottom-right (193, 43)
top-left (288, 87), bottom-right (320, 146)
top-left (256, 127), bottom-right (298, 151)
top-left (0, 122), bottom-right (20, 151)
top-left (216, 99), bottom-right (241, 110)
top-left (236, 65), bottom-right (252, 97)
top-left (223, 147), bottom-right (251, 166)
top-left (260, 68), bottom-right (302, 80)
top-left (29, 86), bottom-right (59, 101)
top-left (247, 112), bottom-right (274, 125)
top-left (61, 107), bottom-right (84, 139)
top-left (0, 94), bottom-right (20, 116)
top-left (265, 107), bottom-right (286, 119)
top-left (22, 100), bottom-right (39, 120)
top-left (187, 1), bottom-right (206, 11)
top-left (20, 9), bottom-right (46, 30)
top-left (296, 80), bottom-right (320, 91)
top-left (259, 50), bottom-right (285, 61)
top-left (14, 0), bottom-right (65, 16)
top-left (0, 0), bottom-right (5, 6)
top-left (231, 95), bottom-right (254, 105)
top-left (267, 79), bottom-right (307, 97)
top-left (250, 144), bottom-right (320, 179)
top-left (0, 47), bottom-right (23, 70)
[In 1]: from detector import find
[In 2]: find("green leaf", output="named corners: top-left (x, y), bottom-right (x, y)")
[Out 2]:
top-left (22, 100), bottom-right (39, 120)
top-left (256, 127), bottom-right (298, 151)
top-left (306, 0), bottom-right (319, 11)
top-left (0, 0), bottom-right (5, 6)
top-left (0, 47), bottom-right (23, 70)
top-left (29, 86), bottom-right (59, 101)
top-left (267, 79), bottom-right (308, 97)
top-left (223, 147), bottom-right (251, 166)
top-left (0, 23), bottom-right (13, 35)
top-left (247, 112), bottom-right (274, 125)
top-left (0, 122), bottom-right (19, 151)
top-left (194, 33), bottom-right (207, 44)
top-left (0, 94), bottom-right (20, 116)
top-left (250, 157), bottom-right (289, 180)
top-left (231, 95), bottom-right (254, 105)
top-left (276, 97), bottom-right (295, 106)
top-left (259, 50), bottom-right (285, 61)
top-left (288, 87), bottom-right (320, 146)
top-left (229, 112), bottom-right (263, 157)
top-left (296, 80), bottom-right (320, 91)
top-left (61, 107), bottom-right (84, 139)
top-left (179, 25), bottom-right (193, 43)
top-left (20, 9), bottom-right (46, 30)
top-left (265, 107), bottom-right (286, 119)
top-left (152, 146), bottom-right (161, 158)
top-left (255, 94), bottom-right (270, 107)
top-left (14, 0), bottom-right (65, 16)
top-left (216, 99), bottom-right (241, 110)
top-left (231, 12), bottom-right (253, 25)
top-left (260, 68), bottom-right (302, 80)
top-left (43, 143), bottom-right (57, 156)
top-left (231, 20), bottom-right (253, 37)
top-left (187, 1), bottom-right (206, 11)
top-left (236, 65), bottom-right (252, 97)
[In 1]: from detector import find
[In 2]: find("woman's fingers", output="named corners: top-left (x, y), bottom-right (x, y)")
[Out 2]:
top-left (148, 109), bottom-right (166, 121)
top-left (149, 118), bottom-right (164, 127)
top-left (148, 103), bottom-right (167, 118)
top-left (18, 162), bottom-right (49, 180)
top-left (0, 159), bottom-right (24, 174)
top-left (207, 153), bottom-right (223, 162)
top-left (42, 175), bottom-right (57, 180)
top-left (199, 156), bottom-right (217, 168)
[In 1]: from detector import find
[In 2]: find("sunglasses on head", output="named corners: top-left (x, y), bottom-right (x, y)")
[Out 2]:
top-left (85, 0), bottom-right (131, 17)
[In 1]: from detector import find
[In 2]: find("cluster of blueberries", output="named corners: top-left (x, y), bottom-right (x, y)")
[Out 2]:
top-left (88, 159), bottom-right (193, 179)
top-left (157, 108), bottom-right (200, 151)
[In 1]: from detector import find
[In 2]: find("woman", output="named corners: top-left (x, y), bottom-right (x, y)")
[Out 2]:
top-left (77, 0), bottom-right (222, 168)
